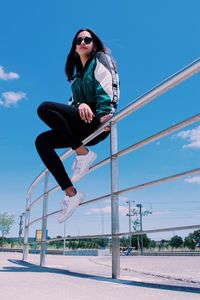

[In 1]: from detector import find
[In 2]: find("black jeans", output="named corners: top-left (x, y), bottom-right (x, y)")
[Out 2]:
top-left (35, 101), bottom-right (109, 190)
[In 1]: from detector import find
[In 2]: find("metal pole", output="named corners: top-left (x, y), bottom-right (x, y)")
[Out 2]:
top-left (40, 170), bottom-right (49, 266)
top-left (63, 221), bottom-right (66, 255)
top-left (110, 122), bottom-right (120, 279)
top-left (22, 195), bottom-right (31, 261)
top-left (102, 209), bottom-right (104, 235)
top-left (18, 213), bottom-right (25, 243)
top-left (137, 204), bottom-right (143, 255)
top-left (126, 200), bottom-right (132, 247)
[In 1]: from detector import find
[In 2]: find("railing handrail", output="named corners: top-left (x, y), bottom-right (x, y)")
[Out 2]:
top-left (27, 57), bottom-right (200, 196)
top-left (23, 57), bottom-right (200, 278)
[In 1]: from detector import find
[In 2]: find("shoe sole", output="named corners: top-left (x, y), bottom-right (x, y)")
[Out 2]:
top-left (71, 153), bottom-right (97, 182)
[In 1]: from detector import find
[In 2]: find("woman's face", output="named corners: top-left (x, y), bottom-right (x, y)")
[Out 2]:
top-left (75, 31), bottom-right (95, 57)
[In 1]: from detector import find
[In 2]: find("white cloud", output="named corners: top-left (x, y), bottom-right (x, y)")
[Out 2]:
top-left (0, 65), bottom-right (19, 80)
top-left (175, 126), bottom-right (200, 149)
top-left (153, 210), bottom-right (171, 216)
top-left (86, 205), bottom-right (128, 216)
top-left (86, 206), bottom-right (172, 218)
top-left (0, 91), bottom-right (26, 107)
top-left (184, 176), bottom-right (200, 185)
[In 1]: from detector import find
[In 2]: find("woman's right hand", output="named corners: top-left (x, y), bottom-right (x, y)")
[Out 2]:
top-left (78, 103), bottom-right (94, 123)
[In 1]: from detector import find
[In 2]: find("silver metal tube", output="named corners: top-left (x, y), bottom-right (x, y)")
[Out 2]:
top-left (114, 224), bottom-right (200, 237)
top-left (110, 122), bottom-right (120, 279)
top-left (63, 221), bottom-right (66, 255)
top-left (41, 223), bottom-right (200, 242)
top-left (22, 194), bottom-right (31, 261)
top-left (128, 200), bottom-right (132, 247)
top-left (40, 171), bottom-right (49, 266)
top-left (116, 113), bottom-right (200, 158)
top-left (118, 167), bottom-right (200, 195)
top-left (114, 58), bottom-right (200, 123)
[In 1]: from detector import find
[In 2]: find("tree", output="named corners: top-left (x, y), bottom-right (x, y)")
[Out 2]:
top-left (184, 230), bottom-right (200, 250)
top-left (0, 213), bottom-right (15, 247)
top-left (149, 240), bottom-right (156, 250)
top-left (131, 206), bottom-right (152, 253)
top-left (158, 239), bottom-right (168, 251)
top-left (169, 235), bottom-right (183, 249)
top-left (48, 235), bottom-right (63, 249)
top-left (120, 237), bottom-right (129, 248)
top-left (131, 234), bottom-right (151, 250)
top-left (98, 238), bottom-right (109, 249)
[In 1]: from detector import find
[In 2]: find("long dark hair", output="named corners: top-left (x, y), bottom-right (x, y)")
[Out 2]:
top-left (65, 28), bottom-right (115, 82)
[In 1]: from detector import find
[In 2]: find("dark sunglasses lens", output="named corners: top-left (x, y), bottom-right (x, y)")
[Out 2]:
top-left (84, 37), bottom-right (92, 44)
top-left (76, 37), bottom-right (92, 45)
top-left (76, 38), bottom-right (82, 45)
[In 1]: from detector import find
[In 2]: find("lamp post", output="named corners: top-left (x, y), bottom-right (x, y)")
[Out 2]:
top-left (63, 221), bottom-right (66, 255)
top-left (136, 204), bottom-right (143, 255)
top-left (126, 199), bottom-right (135, 247)
top-left (135, 204), bottom-right (152, 255)
top-left (18, 213), bottom-right (25, 243)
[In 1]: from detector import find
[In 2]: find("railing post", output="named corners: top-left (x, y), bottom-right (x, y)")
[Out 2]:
top-left (110, 121), bottom-right (120, 279)
top-left (22, 194), bottom-right (31, 261)
top-left (40, 170), bottom-right (49, 266)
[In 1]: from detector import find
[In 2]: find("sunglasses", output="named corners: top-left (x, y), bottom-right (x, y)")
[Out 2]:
top-left (76, 36), bottom-right (93, 45)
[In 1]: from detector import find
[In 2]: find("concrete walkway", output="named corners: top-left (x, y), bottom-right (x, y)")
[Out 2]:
top-left (0, 252), bottom-right (200, 300)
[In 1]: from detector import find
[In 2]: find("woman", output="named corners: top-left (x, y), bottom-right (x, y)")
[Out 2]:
top-left (35, 28), bottom-right (120, 223)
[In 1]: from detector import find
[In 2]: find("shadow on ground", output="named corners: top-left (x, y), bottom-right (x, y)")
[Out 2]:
top-left (0, 259), bottom-right (200, 295)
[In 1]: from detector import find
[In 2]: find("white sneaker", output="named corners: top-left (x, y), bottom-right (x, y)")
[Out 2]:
top-left (57, 191), bottom-right (85, 223)
top-left (71, 150), bottom-right (97, 182)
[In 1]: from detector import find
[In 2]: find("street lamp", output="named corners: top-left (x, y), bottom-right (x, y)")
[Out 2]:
top-left (126, 199), bottom-right (135, 247)
top-left (136, 204), bottom-right (143, 255)
top-left (18, 213), bottom-right (25, 243)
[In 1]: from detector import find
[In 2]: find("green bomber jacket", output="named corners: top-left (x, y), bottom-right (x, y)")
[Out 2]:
top-left (69, 51), bottom-right (120, 120)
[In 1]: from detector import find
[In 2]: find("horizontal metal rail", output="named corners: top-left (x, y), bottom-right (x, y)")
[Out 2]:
top-left (78, 167), bottom-right (200, 205)
top-left (26, 224), bottom-right (200, 244)
top-left (29, 112), bottom-right (200, 210)
top-left (115, 224), bottom-right (200, 237)
top-left (27, 167), bottom-right (200, 227)
top-left (27, 58), bottom-right (200, 197)
top-left (115, 58), bottom-right (200, 123)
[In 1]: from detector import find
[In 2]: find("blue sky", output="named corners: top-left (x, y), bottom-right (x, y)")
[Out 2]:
top-left (0, 0), bottom-right (199, 241)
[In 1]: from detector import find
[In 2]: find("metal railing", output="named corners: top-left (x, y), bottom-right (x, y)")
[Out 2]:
top-left (23, 58), bottom-right (200, 279)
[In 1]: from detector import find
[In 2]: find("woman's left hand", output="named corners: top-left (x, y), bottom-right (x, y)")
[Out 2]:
top-left (100, 113), bottom-right (113, 131)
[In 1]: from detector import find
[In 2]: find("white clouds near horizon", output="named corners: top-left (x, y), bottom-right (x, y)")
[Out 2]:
top-left (0, 91), bottom-right (26, 107)
top-left (184, 176), bottom-right (200, 185)
top-left (86, 205), bottom-right (171, 217)
top-left (0, 65), bottom-right (19, 80)
top-left (175, 126), bottom-right (200, 149)
top-left (86, 205), bottom-right (128, 216)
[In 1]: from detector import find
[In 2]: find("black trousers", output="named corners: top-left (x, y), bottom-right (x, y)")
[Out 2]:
top-left (35, 101), bottom-right (109, 190)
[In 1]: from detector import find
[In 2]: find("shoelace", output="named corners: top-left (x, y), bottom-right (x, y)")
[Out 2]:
top-left (60, 199), bottom-right (68, 211)
top-left (73, 159), bottom-right (83, 174)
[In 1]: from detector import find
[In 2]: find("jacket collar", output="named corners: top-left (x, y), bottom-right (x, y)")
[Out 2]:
top-left (75, 53), bottom-right (96, 78)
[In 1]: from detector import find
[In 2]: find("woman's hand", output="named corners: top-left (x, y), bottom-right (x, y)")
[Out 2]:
top-left (78, 103), bottom-right (94, 123)
top-left (100, 113), bottom-right (113, 131)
